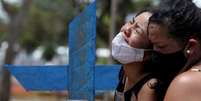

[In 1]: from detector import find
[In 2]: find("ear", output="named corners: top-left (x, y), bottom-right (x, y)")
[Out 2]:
top-left (184, 38), bottom-right (200, 58)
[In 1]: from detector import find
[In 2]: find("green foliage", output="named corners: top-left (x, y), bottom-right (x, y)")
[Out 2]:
top-left (21, 0), bottom-right (85, 52)
top-left (20, 31), bottom-right (40, 53)
top-left (133, 0), bottom-right (153, 11)
top-left (0, 32), bottom-right (7, 41)
top-left (0, 22), bottom-right (7, 42)
top-left (96, 57), bottom-right (109, 64)
top-left (0, 0), bottom-right (156, 60)
top-left (42, 44), bottom-right (56, 61)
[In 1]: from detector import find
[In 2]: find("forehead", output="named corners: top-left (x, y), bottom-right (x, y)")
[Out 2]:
top-left (135, 12), bottom-right (152, 26)
top-left (148, 23), bottom-right (170, 41)
top-left (148, 23), bottom-right (183, 53)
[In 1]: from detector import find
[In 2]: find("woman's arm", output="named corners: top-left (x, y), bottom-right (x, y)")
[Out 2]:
top-left (164, 71), bottom-right (201, 101)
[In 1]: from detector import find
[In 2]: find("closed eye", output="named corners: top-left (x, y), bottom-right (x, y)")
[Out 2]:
top-left (136, 23), bottom-right (145, 34)
top-left (135, 28), bottom-right (143, 34)
top-left (156, 44), bottom-right (167, 49)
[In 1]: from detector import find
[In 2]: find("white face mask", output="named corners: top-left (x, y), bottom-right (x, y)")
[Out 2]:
top-left (112, 32), bottom-right (147, 64)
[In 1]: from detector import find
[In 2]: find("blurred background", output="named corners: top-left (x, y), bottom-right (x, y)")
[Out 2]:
top-left (0, 0), bottom-right (161, 101)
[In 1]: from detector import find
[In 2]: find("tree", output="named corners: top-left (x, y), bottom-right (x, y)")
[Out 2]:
top-left (0, 0), bottom-right (32, 101)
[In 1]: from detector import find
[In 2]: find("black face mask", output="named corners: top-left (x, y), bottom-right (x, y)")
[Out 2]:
top-left (144, 50), bottom-right (187, 76)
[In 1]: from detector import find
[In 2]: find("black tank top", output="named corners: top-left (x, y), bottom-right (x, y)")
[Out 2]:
top-left (115, 67), bottom-right (156, 101)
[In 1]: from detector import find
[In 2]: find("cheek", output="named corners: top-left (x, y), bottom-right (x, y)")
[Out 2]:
top-left (128, 34), bottom-right (149, 48)
top-left (165, 39), bottom-right (184, 53)
top-left (154, 43), bottom-right (183, 54)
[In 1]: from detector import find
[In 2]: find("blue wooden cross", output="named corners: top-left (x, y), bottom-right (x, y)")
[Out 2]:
top-left (4, 1), bottom-right (121, 101)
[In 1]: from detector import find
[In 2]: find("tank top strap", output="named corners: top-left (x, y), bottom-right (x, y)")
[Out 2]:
top-left (124, 73), bottom-right (154, 101)
top-left (116, 66), bottom-right (126, 92)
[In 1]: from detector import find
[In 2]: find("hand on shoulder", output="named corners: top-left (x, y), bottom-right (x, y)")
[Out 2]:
top-left (137, 78), bottom-right (158, 101)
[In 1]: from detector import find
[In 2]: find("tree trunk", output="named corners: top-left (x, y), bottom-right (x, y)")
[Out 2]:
top-left (103, 0), bottom-right (119, 100)
top-left (0, 0), bottom-right (32, 101)
top-left (109, 0), bottom-right (118, 64)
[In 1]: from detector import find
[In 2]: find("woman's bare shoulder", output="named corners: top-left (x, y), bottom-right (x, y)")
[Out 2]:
top-left (164, 70), bottom-right (201, 101)
top-left (173, 70), bottom-right (201, 85)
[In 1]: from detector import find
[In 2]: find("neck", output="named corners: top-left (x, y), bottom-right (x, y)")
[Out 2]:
top-left (123, 62), bottom-right (144, 91)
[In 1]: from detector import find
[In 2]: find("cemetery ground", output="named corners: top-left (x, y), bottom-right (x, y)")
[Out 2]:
top-left (10, 77), bottom-right (114, 101)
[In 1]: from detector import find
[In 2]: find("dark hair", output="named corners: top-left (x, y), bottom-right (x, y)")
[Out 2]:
top-left (147, 0), bottom-right (201, 100)
top-left (130, 9), bottom-right (153, 24)
top-left (135, 9), bottom-right (152, 17)
top-left (149, 0), bottom-right (201, 44)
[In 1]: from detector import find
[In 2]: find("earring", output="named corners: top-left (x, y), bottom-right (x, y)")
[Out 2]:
top-left (186, 50), bottom-right (190, 54)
